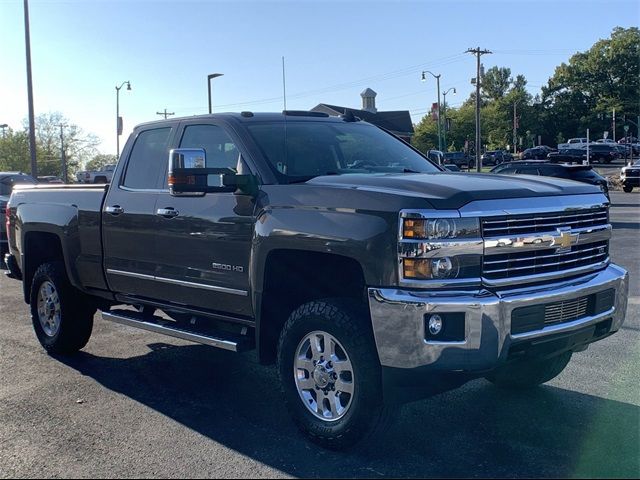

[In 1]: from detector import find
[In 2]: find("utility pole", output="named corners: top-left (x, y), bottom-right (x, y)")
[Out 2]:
top-left (24, 0), bottom-right (37, 177)
top-left (466, 47), bottom-right (492, 172)
top-left (612, 108), bottom-right (616, 142)
top-left (513, 102), bottom-right (517, 155)
top-left (156, 109), bottom-right (175, 120)
top-left (58, 124), bottom-right (68, 183)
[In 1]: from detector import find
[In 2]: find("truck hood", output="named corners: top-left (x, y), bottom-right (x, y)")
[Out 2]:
top-left (306, 172), bottom-right (601, 210)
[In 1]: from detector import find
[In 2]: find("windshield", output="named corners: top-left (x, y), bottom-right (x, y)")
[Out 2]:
top-left (246, 121), bottom-right (440, 182)
top-left (0, 175), bottom-right (38, 196)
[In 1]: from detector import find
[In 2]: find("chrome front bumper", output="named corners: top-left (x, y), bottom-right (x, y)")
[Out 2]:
top-left (368, 264), bottom-right (628, 370)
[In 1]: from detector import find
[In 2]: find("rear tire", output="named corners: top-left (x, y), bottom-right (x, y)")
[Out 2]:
top-left (485, 351), bottom-right (572, 390)
top-left (277, 298), bottom-right (391, 450)
top-left (30, 261), bottom-right (96, 354)
top-left (623, 185), bottom-right (633, 193)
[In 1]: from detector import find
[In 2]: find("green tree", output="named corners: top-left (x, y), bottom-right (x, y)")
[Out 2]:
top-left (482, 66), bottom-right (512, 101)
top-left (540, 26), bottom-right (640, 142)
top-left (0, 129), bottom-right (31, 172)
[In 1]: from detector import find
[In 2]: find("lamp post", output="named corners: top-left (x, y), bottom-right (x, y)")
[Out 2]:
top-left (421, 71), bottom-right (442, 152)
top-left (441, 87), bottom-right (456, 151)
top-left (207, 73), bottom-right (224, 114)
top-left (115, 81), bottom-right (131, 160)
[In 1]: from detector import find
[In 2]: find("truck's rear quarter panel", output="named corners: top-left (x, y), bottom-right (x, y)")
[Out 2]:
top-left (9, 185), bottom-right (108, 294)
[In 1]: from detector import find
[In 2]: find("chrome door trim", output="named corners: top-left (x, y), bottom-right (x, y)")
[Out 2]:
top-left (106, 269), bottom-right (248, 296)
top-left (106, 269), bottom-right (155, 281)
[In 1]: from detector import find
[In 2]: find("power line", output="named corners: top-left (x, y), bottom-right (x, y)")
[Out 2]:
top-left (156, 109), bottom-right (175, 119)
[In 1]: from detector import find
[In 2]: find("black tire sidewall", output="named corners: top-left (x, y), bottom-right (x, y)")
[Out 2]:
top-left (30, 262), bottom-right (94, 353)
top-left (278, 300), bottom-right (383, 447)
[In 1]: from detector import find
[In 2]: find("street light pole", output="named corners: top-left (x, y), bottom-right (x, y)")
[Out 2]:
top-left (442, 87), bottom-right (456, 152)
top-left (422, 71), bottom-right (442, 152)
top-left (207, 73), bottom-right (224, 114)
top-left (115, 81), bottom-right (131, 160)
top-left (24, 0), bottom-right (37, 177)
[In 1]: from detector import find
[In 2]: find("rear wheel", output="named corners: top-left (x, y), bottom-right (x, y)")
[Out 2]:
top-left (30, 261), bottom-right (96, 354)
top-left (623, 185), bottom-right (633, 193)
top-left (485, 351), bottom-right (572, 390)
top-left (277, 299), bottom-right (391, 450)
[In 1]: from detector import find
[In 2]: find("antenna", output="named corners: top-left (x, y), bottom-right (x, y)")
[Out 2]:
top-left (282, 56), bottom-right (287, 111)
top-left (282, 56), bottom-right (289, 179)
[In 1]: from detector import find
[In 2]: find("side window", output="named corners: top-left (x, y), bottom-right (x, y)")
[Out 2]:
top-left (497, 167), bottom-right (515, 174)
top-left (123, 127), bottom-right (172, 189)
top-left (515, 168), bottom-right (538, 175)
top-left (179, 124), bottom-right (240, 171)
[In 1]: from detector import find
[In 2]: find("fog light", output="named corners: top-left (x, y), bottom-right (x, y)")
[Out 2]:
top-left (432, 257), bottom-right (455, 278)
top-left (427, 314), bottom-right (443, 335)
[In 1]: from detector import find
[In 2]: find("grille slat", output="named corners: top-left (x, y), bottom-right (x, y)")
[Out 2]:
top-left (543, 297), bottom-right (589, 325)
top-left (483, 240), bottom-right (609, 280)
top-left (482, 208), bottom-right (609, 283)
top-left (482, 207), bottom-right (608, 237)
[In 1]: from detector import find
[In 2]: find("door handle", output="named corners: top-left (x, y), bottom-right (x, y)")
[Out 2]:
top-left (105, 205), bottom-right (124, 215)
top-left (156, 207), bottom-right (179, 218)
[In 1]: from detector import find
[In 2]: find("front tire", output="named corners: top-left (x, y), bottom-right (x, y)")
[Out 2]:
top-left (277, 299), bottom-right (390, 450)
top-left (623, 185), bottom-right (633, 193)
top-left (485, 351), bottom-right (572, 390)
top-left (30, 261), bottom-right (96, 354)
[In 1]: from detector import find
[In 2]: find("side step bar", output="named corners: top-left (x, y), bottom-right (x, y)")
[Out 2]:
top-left (102, 310), bottom-right (251, 352)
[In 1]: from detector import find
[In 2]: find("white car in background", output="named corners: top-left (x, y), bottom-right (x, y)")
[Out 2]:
top-left (76, 164), bottom-right (116, 184)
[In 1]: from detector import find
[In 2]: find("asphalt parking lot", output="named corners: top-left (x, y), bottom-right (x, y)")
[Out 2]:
top-left (0, 192), bottom-right (638, 479)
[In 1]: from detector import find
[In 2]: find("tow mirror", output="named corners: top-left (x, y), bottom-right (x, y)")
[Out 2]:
top-left (168, 148), bottom-right (258, 196)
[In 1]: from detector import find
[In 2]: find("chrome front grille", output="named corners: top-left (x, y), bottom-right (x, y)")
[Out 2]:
top-left (482, 207), bottom-right (608, 237)
top-left (544, 296), bottom-right (589, 325)
top-left (483, 241), bottom-right (609, 281)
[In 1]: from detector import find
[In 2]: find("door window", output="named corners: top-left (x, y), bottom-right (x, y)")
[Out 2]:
top-left (179, 124), bottom-right (240, 171)
top-left (123, 127), bottom-right (172, 189)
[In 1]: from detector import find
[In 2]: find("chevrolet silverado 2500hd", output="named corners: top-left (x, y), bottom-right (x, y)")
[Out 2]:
top-left (5, 112), bottom-right (629, 449)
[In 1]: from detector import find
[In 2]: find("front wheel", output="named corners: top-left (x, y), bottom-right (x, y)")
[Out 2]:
top-left (623, 185), bottom-right (633, 193)
top-left (485, 351), bottom-right (572, 390)
top-left (277, 299), bottom-right (391, 450)
top-left (30, 261), bottom-right (96, 354)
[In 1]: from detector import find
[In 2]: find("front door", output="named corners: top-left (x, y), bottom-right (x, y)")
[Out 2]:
top-left (102, 125), bottom-right (175, 298)
top-left (152, 122), bottom-right (256, 318)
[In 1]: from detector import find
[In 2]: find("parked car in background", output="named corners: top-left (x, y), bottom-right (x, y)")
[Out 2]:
top-left (558, 138), bottom-right (589, 150)
top-left (520, 147), bottom-right (549, 160)
top-left (547, 148), bottom-right (587, 164)
top-left (426, 149), bottom-right (444, 165)
top-left (37, 176), bottom-right (64, 184)
top-left (442, 151), bottom-right (471, 168)
top-left (0, 172), bottom-right (38, 255)
top-left (596, 138), bottom-right (616, 144)
top-left (491, 161), bottom-right (609, 199)
top-left (620, 160), bottom-right (640, 192)
top-left (76, 164), bottom-right (116, 184)
top-left (480, 150), bottom-right (512, 166)
top-left (587, 144), bottom-right (619, 163)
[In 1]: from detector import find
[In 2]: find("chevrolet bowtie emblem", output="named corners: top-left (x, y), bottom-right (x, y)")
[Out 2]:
top-left (554, 229), bottom-right (579, 250)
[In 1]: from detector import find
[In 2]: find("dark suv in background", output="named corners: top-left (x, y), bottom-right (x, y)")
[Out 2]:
top-left (0, 172), bottom-right (38, 255)
top-left (491, 161), bottom-right (609, 199)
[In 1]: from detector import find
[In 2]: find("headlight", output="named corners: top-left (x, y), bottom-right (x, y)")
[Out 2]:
top-left (402, 217), bottom-right (480, 240)
top-left (399, 214), bottom-right (482, 285)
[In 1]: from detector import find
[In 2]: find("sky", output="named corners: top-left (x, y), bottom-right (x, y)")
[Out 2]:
top-left (1, 0), bottom-right (638, 157)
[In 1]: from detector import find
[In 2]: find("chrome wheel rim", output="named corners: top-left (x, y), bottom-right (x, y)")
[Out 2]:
top-left (37, 281), bottom-right (61, 337)
top-left (294, 331), bottom-right (355, 422)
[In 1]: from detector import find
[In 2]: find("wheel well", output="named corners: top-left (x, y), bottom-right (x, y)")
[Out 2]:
top-left (22, 232), bottom-right (64, 303)
top-left (258, 250), bottom-right (367, 364)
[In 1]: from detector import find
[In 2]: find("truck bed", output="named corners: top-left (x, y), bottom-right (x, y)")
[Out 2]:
top-left (9, 184), bottom-right (109, 293)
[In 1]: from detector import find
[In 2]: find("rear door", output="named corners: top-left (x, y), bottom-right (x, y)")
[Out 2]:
top-left (102, 125), bottom-right (176, 298)
top-left (152, 120), bottom-right (256, 318)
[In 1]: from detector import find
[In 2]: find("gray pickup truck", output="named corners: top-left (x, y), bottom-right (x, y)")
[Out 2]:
top-left (5, 112), bottom-right (629, 449)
